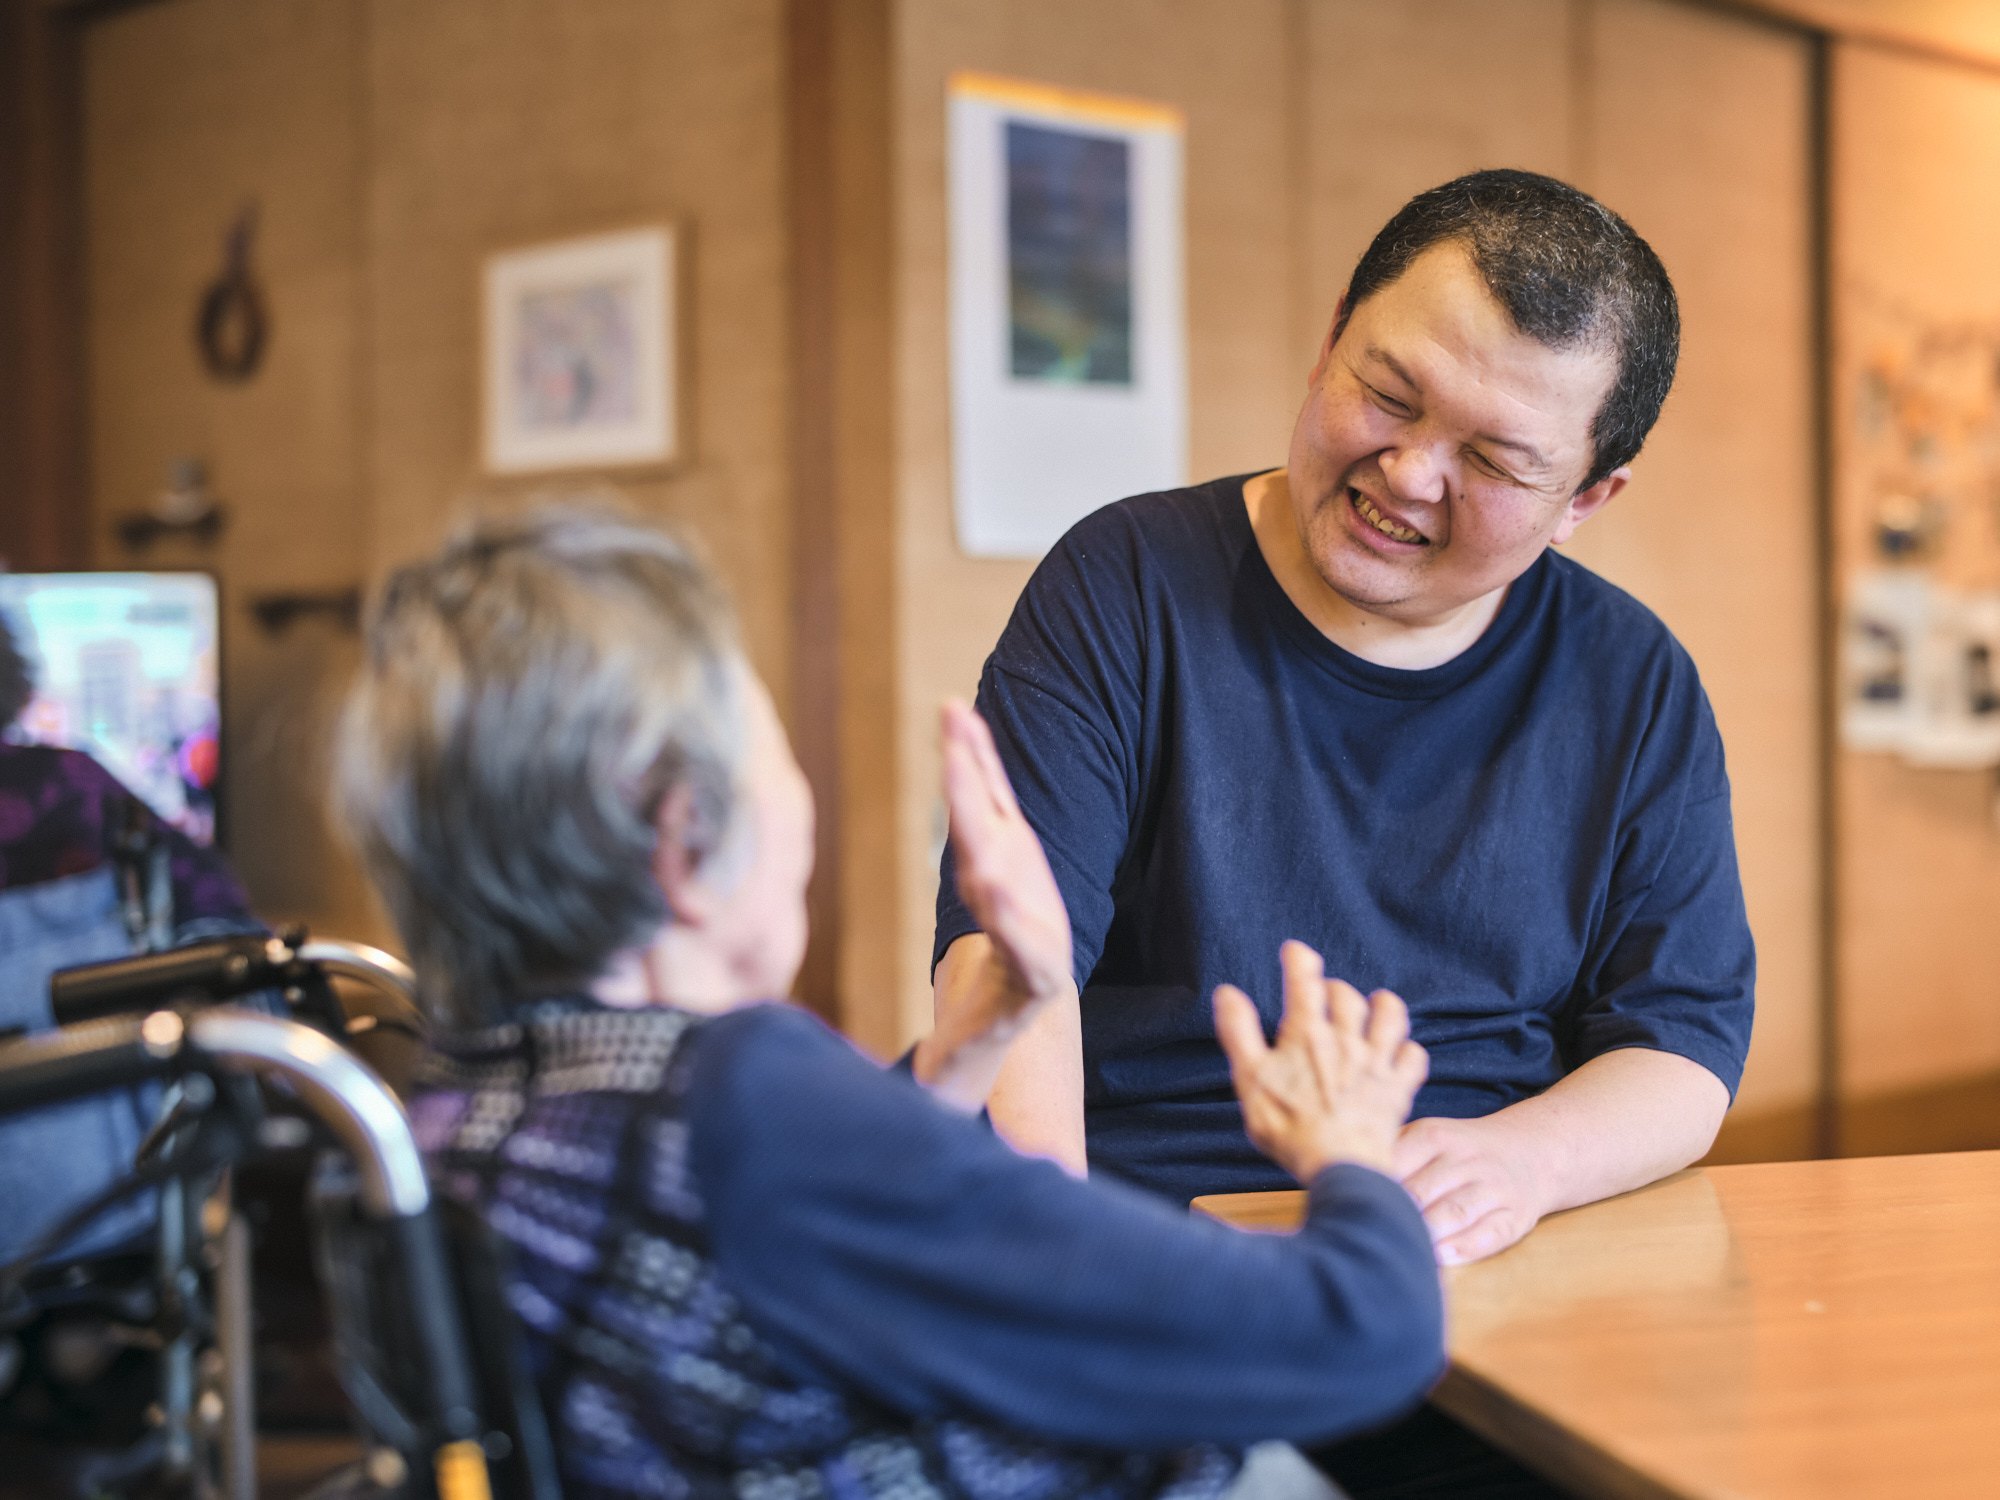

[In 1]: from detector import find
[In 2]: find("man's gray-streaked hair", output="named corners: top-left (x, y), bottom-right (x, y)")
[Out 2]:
top-left (334, 503), bottom-right (746, 1029)
top-left (1339, 169), bottom-right (1679, 493)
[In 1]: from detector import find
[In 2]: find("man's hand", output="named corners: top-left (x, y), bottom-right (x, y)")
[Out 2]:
top-left (1394, 1048), bottom-right (1732, 1265)
top-left (1214, 940), bottom-right (1428, 1182)
top-left (913, 702), bottom-right (1073, 1112)
top-left (1393, 1113), bottom-right (1551, 1266)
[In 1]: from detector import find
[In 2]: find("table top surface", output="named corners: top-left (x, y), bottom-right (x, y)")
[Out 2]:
top-left (1194, 1151), bottom-right (2000, 1500)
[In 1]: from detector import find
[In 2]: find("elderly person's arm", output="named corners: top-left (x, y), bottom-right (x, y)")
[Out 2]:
top-left (913, 703), bottom-right (1091, 1178)
top-left (928, 509), bottom-right (1156, 1171)
top-left (691, 944), bottom-right (1440, 1451)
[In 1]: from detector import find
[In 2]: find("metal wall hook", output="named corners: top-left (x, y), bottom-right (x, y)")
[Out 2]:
top-left (117, 457), bottom-right (228, 550)
top-left (247, 588), bottom-right (361, 636)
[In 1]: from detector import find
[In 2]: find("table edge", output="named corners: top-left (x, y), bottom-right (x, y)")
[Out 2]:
top-left (1432, 1364), bottom-right (1687, 1500)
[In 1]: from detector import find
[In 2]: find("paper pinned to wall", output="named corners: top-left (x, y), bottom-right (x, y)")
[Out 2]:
top-left (947, 72), bottom-right (1186, 559)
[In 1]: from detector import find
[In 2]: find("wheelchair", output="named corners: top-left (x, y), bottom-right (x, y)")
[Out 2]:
top-left (0, 935), bottom-right (559, 1500)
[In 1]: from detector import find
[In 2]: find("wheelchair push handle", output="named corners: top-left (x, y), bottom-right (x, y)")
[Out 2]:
top-left (51, 934), bottom-right (289, 1026)
top-left (50, 931), bottom-right (422, 1031)
top-left (0, 1011), bottom-right (185, 1117)
top-left (296, 938), bottom-right (419, 1010)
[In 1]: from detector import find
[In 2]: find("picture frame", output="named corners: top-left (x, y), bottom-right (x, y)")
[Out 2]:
top-left (947, 72), bottom-right (1186, 558)
top-left (482, 225), bottom-right (680, 475)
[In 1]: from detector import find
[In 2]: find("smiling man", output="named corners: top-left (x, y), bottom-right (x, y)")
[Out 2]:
top-left (923, 169), bottom-right (1753, 1280)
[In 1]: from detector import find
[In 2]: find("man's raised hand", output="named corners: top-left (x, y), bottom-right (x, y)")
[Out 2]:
top-left (1214, 940), bottom-right (1428, 1183)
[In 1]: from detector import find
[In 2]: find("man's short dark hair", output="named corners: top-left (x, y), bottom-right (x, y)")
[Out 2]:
top-left (1340, 168), bottom-right (1679, 493)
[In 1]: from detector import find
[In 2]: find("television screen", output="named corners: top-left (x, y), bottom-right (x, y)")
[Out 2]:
top-left (0, 572), bottom-right (222, 846)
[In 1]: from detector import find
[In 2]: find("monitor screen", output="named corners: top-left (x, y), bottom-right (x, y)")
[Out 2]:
top-left (0, 572), bottom-right (222, 846)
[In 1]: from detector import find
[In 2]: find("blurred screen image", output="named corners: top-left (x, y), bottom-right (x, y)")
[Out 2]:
top-left (0, 572), bottom-right (222, 846)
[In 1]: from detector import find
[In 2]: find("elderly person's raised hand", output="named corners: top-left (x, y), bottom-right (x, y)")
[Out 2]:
top-left (913, 701), bottom-right (1073, 1114)
top-left (1214, 940), bottom-right (1429, 1183)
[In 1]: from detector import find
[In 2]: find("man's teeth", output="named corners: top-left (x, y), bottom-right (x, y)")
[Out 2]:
top-left (1351, 490), bottom-right (1425, 544)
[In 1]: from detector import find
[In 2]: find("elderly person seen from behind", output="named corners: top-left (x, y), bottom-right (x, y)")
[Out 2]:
top-left (334, 504), bottom-right (1444, 1500)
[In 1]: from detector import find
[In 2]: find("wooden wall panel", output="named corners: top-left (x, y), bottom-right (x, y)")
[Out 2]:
top-left (0, 0), bottom-right (90, 574)
top-left (83, 0), bottom-right (378, 937)
top-left (1302, 0), bottom-right (1576, 348)
top-left (361, 0), bottom-right (793, 701)
top-left (1567, 0), bottom-right (1819, 1114)
top-left (886, 0), bottom-right (1302, 1046)
top-left (1744, 0), bottom-right (2000, 69)
top-left (81, 0), bottom-right (798, 959)
top-left (788, 0), bottom-right (901, 1050)
top-left (1832, 44), bottom-right (2000, 1097)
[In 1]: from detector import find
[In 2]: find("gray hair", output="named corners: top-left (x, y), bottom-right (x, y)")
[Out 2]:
top-left (334, 502), bottom-right (745, 1029)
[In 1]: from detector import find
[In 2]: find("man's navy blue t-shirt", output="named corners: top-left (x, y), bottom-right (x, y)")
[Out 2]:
top-left (934, 476), bottom-right (1756, 1204)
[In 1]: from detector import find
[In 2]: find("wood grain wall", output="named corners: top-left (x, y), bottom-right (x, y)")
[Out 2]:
top-left (84, 0), bottom-right (376, 936)
top-left (1832, 43), bottom-right (2000, 1100)
top-left (0, 0), bottom-right (90, 574)
top-left (81, 0), bottom-right (795, 954)
top-left (1567, 0), bottom-right (1819, 1113)
top-left (359, 0), bottom-right (794, 689)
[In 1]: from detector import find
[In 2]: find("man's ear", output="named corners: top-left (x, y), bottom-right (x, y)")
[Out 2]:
top-left (1552, 466), bottom-right (1631, 546)
top-left (651, 782), bottom-right (718, 928)
top-left (1309, 294), bottom-right (1351, 387)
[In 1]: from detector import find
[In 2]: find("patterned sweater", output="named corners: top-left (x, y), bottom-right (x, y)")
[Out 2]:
top-left (408, 999), bottom-right (1444, 1500)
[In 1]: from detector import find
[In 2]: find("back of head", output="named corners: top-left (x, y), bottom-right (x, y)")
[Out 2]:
top-left (335, 502), bottom-right (745, 1030)
top-left (0, 612), bottom-right (32, 733)
top-left (1344, 168), bottom-right (1680, 490)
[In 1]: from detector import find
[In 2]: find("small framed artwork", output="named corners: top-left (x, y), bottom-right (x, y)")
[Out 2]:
top-left (482, 225), bottom-right (680, 474)
top-left (947, 72), bottom-right (1186, 558)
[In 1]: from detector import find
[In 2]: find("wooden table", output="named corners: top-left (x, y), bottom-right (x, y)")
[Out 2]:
top-left (1194, 1152), bottom-right (2000, 1499)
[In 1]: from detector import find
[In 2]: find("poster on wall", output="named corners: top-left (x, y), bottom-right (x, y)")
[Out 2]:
top-left (947, 72), bottom-right (1186, 558)
top-left (1840, 295), bottom-right (2000, 772)
top-left (483, 226), bottom-right (680, 475)
top-left (1843, 568), bottom-right (2000, 769)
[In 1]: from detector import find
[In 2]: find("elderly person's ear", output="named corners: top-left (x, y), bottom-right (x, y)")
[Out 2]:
top-left (651, 782), bottom-right (727, 926)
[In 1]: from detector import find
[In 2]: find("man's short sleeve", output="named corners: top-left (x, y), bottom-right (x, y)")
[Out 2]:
top-left (1565, 683), bottom-right (1756, 1096)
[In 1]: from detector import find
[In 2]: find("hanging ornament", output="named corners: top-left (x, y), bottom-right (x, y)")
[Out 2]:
top-left (196, 201), bottom-right (268, 382)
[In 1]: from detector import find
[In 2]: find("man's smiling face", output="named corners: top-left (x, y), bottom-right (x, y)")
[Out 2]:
top-left (1286, 241), bottom-right (1629, 627)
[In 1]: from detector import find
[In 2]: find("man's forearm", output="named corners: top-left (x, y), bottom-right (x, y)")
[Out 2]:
top-left (913, 935), bottom-right (1020, 1111)
top-left (1496, 1047), bottom-right (1731, 1214)
top-left (918, 934), bottom-right (1087, 1170)
top-left (984, 980), bottom-right (1087, 1173)
top-left (915, 935), bottom-right (1089, 1173)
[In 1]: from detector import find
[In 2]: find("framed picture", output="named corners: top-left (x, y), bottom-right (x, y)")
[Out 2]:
top-left (482, 225), bottom-right (680, 474)
top-left (947, 72), bottom-right (1186, 558)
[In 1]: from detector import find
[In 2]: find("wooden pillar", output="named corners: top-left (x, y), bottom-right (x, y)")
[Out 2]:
top-left (785, 0), bottom-right (900, 1045)
top-left (0, 0), bottom-right (92, 571)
